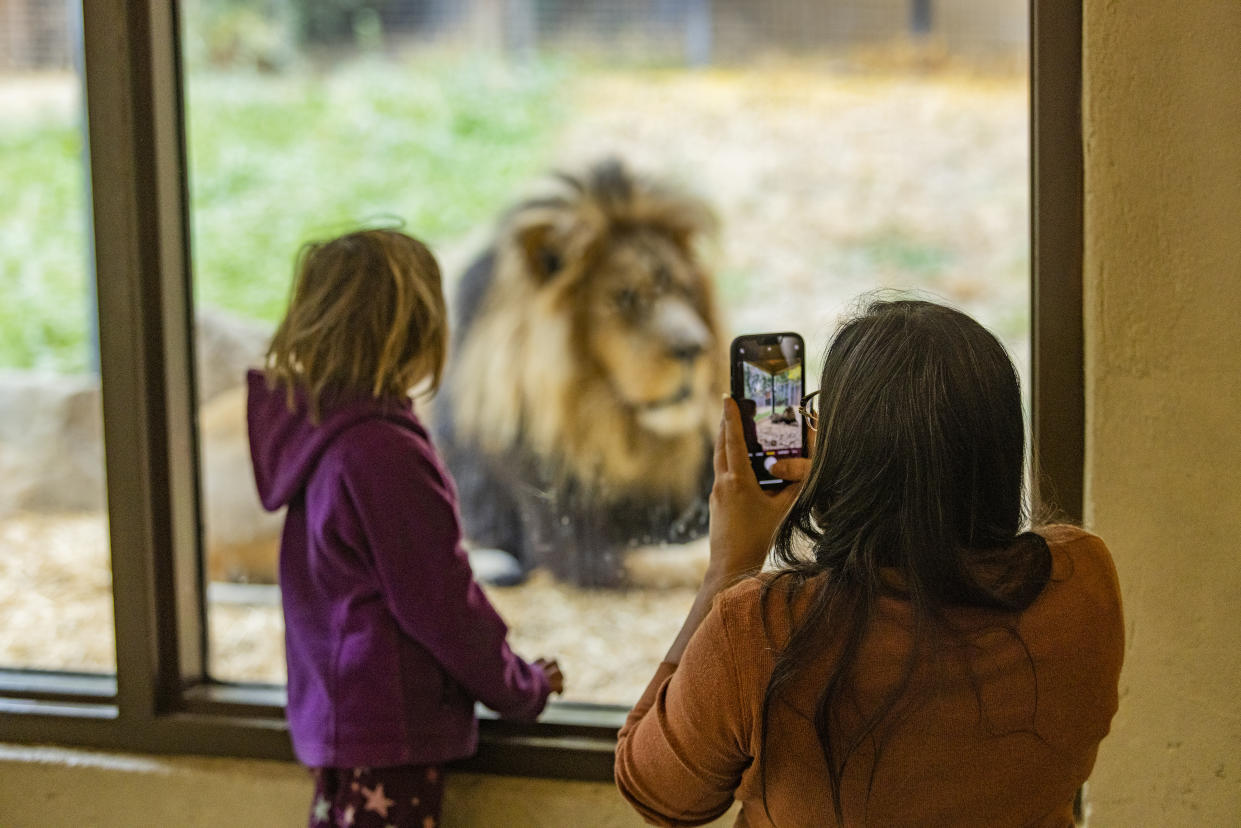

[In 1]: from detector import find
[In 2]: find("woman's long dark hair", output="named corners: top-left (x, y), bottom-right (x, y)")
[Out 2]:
top-left (758, 298), bottom-right (1051, 824)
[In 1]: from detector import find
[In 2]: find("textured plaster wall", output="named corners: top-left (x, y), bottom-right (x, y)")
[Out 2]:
top-left (1082, 0), bottom-right (1241, 824)
top-left (0, 744), bottom-right (736, 827)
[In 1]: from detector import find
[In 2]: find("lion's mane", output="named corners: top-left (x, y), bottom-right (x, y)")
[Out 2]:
top-left (435, 159), bottom-right (724, 585)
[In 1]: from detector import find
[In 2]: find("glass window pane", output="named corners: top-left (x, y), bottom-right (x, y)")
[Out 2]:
top-left (188, 1), bottom-right (1028, 704)
top-left (0, 2), bottom-right (113, 674)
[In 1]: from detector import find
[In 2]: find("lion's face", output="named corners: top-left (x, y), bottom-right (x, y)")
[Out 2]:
top-left (576, 228), bottom-right (719, 437)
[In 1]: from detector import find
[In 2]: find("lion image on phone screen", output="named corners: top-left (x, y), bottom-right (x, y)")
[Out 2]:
top-left (434, 159), bottom-right (724, 587)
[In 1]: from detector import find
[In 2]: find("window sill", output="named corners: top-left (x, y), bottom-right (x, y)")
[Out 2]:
top-left (0, 671), bottom-right (624, 782)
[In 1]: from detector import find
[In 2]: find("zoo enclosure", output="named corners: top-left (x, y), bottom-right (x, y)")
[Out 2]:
top-left (3, 0), bottom-right (1027, 71)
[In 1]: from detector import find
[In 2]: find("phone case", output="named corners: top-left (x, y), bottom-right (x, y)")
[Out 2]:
top-left (729, 332), bottom-right (807, 489)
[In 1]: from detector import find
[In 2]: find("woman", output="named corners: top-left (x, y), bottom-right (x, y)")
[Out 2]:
top-left (615, 299), bottom-right (1123, 826)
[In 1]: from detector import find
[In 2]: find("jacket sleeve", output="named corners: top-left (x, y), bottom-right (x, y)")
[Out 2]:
top-left (614, 594), bottom-right (750, 827)
top-left (335, 424), bottom-right (550, 721)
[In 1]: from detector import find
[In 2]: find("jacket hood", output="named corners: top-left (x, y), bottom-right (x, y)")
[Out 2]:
top-left (246, 369), bottom-right (415, 510)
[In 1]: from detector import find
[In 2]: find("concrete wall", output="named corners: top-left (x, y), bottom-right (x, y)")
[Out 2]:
top-left (0, 744), bottom-right (735, 827)
top-left (1081, 0), bottom-right (1241, 825)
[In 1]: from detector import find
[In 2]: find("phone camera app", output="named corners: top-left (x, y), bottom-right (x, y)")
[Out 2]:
top-left (735, 334), bottom-right (804, 486)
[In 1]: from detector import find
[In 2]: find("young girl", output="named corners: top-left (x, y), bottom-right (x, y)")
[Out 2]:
top-left (247, 228), bottom-right (563, 828)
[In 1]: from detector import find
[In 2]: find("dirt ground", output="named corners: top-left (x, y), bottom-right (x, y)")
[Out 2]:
top-left (0, 65), bottom-right (1028, 706)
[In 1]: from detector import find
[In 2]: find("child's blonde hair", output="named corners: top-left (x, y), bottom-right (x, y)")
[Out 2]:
top-left (265, 228), bottom-right (447, 421)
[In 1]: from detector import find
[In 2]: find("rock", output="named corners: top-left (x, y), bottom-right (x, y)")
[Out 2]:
top-left (194, 306), bottom-right (282, 582)
top-left (194, 306), bottom-right (271, 405)
top-left (200, 384), bottom-right (283, 583)
top-left (0, 372), bottom-right (105, 515)
top-left (0, 306), bottom-right (278, 579)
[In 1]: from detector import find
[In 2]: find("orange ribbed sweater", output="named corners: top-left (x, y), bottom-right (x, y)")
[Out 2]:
top-left (615, 525), bottom-right (1124, 827)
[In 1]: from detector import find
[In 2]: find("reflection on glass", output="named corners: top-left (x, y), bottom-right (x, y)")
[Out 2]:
top-left (0, 3), bottom-right (113, 673)
top-left (189, 2), bottom-right (1028, 703)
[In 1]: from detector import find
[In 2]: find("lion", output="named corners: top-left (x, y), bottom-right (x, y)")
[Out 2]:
top-left (434, 159), bottom-right (725, 587)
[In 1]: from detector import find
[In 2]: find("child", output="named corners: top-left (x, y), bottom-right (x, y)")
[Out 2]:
top-left (247, 228), bottom-right (563, 828)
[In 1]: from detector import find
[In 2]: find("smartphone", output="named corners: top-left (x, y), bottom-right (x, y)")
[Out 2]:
top-left (729, 332), bottom-right (808, 489)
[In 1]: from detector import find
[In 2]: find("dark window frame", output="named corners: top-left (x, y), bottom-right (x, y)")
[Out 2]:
top-left (0, 0), bottom-right (1082, 783)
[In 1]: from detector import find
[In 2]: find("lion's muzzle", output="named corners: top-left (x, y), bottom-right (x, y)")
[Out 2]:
top-left (653, 296), bottom-right (713, 364)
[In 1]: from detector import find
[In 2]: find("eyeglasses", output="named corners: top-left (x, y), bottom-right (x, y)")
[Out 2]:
top-left (798, 390), bottom-right (819, 431)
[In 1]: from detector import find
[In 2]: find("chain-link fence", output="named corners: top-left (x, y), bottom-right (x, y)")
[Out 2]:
top-left (2, 0), bottom-right (1025, 72)
top-left (1, 0), bottom-right (74, 70)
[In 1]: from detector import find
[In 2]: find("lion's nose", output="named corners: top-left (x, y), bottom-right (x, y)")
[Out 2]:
top-left (653, 297), bottom-right (711, 363)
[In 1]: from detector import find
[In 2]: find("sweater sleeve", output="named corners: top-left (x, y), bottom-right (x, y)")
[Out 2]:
top-left (337, 425), bottom-right (550, 721)
top-left (614, 594), bottom-right (750, 827)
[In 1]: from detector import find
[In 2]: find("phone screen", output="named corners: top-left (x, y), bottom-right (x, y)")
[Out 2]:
top-left (730, 333), bottom-right (807, 488)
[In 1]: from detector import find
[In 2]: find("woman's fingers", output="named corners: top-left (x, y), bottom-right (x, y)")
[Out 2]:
top-left (713, 396), bottom-right (729, 476)
top-left (769, 457), bottom-right (811, 481)
top-left (721, 397), bottom-right (751, 477)
top-left (718, 398), bottom-right (808, 490)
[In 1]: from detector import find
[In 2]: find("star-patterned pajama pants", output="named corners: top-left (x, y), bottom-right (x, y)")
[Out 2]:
top-left (309, 764), bottom-right (444, 828)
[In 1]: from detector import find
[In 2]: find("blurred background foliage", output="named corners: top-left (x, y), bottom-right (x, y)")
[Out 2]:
top-left (2, 2), bottom-right (570, 372)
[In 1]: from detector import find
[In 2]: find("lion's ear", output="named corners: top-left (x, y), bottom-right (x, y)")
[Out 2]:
top-left (522, 227), bottom-right (563, 283)
top-left (648, 198), bottom-right (719, 256)
top-left (510, 208), bottom-right (570, 285)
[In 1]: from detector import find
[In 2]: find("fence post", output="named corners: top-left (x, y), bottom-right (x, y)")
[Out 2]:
top-left (911, 0), bottom-right (933, 36)
top-left (69, 0), bottom-right (100, 375)
top-left (685, 0), bottom-right (712, 66)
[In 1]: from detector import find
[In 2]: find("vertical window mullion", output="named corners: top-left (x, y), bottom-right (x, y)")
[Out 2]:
top-left (1031, 0), bottom-right (1085, 522)
top-left (150, 0), bottom-right (208, 695)
top-left (83, 0), bottom-right (203, 732)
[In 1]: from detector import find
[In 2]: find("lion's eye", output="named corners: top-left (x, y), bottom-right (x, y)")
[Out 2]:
top-left (614, 288), bottom-right (641, 311)
top-left (653, 263), bottom-right (673, 291)
top-left (539, 249), bottom-right (562, 276)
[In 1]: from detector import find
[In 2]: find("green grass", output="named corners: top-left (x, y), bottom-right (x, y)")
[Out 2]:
top-left (188, 53), bottom-right (567, 324)
top-left (0, 121), bottom-right (93, 372)
top-left (0, 52), bottom-right (567, 371)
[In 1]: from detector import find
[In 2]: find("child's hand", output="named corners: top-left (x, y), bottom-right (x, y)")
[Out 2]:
top-left (535, 658), bottom-right (564, 695)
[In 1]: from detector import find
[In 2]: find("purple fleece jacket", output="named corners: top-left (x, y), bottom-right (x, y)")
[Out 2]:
top-left (246, 369), bottom-right (550, 768)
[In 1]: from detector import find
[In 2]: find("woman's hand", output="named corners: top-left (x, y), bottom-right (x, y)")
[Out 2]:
top-left (534, 658), bottom-right (564, 695)
top-left (661, 397), bottom-right (810, 666)
top-left (706, 396), bottom-right (811, 585)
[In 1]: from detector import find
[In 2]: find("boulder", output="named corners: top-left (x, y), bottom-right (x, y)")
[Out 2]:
top-left (0, 307), bottom-right (281, 583)
top-left (200, 384), bottom-right (283, 583)
top-left (0, 372), bottom-right (106, 515)
top-left (194, 306), bottom-right (271, 405)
